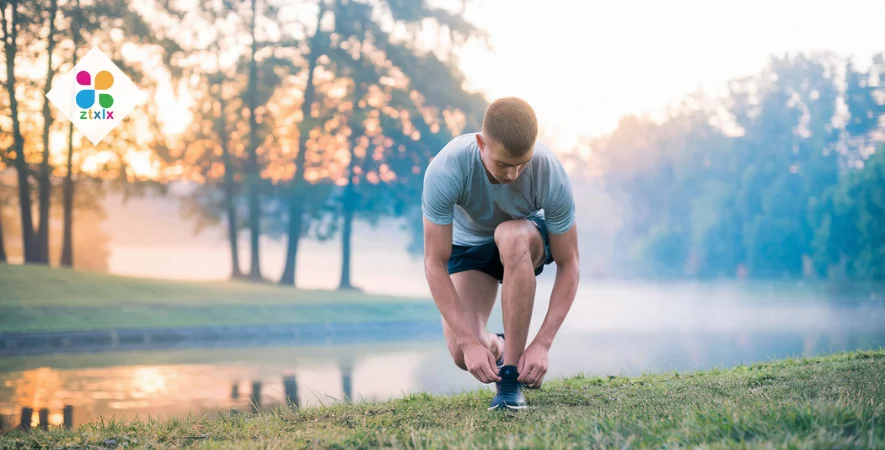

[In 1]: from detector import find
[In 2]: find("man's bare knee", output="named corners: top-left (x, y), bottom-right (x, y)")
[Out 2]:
top-left (495, 222), bottom-right (535, 266)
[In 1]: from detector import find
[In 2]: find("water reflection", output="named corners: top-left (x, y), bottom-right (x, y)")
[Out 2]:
top-left (0, 341), bottom-right (447, 429)
top-left (2, 325), bottom-right (884, 430)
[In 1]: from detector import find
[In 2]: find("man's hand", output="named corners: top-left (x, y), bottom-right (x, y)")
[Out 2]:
top-left (423, 217), bottom-right (500, 384)
top-left (517, 342), bottom-right (549, 388)
top-left (462, 341), bottom-right (501, 384)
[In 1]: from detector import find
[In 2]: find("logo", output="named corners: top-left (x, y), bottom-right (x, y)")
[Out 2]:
top-left (76, 70), bottom-right (115, 120)
top-left (46, 46), bottom-right (146, 145)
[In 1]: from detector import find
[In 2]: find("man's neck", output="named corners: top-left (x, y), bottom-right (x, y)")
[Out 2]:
top-left (480, 160), bottom-right (500, 184)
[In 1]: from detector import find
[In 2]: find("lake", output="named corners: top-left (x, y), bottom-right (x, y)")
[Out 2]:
top-left (2, 280), bottom-right (883, 429)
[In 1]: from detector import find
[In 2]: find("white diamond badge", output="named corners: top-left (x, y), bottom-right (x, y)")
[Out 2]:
top-left (46, 46), bottom-right (147, 146)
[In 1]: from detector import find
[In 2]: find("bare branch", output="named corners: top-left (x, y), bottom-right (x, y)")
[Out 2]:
top-left (0, 2), bottom-right (9, 45)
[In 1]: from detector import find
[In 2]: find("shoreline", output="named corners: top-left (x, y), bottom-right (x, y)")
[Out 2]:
top-left (0, 319), bottom-right (444, 356)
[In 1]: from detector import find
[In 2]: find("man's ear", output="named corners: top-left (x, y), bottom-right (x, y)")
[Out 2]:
top-left (475, 133), bottom-right (485, 150)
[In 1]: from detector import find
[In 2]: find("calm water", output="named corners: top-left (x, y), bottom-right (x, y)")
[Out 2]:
top-left (2, 281), bottom-right (884, 429)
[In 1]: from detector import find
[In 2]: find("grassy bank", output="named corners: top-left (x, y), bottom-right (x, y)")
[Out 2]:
top-left (0, 264), bottom-right (436, 333)
top-left (2, 350), bottom-right (882, 449)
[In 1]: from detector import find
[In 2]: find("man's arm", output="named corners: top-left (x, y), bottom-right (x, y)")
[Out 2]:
top-left (423, 217), bottom-right (501, 383)
top-left (530, 149), bottom-right (580, 350)
top-left (423, 217), bottom-right (475, 348)
top-left (531, 223), bottom-right (580, 350)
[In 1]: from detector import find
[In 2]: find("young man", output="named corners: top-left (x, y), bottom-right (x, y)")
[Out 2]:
top-left (421, 97), bottom-right (580, 411)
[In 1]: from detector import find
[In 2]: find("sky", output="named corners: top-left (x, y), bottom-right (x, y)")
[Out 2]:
top-left (452, 0), bottom-right (885, 149)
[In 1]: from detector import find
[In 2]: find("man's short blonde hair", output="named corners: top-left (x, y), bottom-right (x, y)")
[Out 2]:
top-left (481, 97), bottom-right (538, 157)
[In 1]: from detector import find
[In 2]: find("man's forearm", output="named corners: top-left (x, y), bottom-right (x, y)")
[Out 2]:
top-left (532, 260), bottom-right (580, 349)
top-left (425, 262), bottom-right (477, 348)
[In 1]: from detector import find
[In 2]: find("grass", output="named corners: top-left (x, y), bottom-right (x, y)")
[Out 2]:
top-left (1, 350), bottom-right (883, 449)
top-left (0, 264), bottom-right (437, 333)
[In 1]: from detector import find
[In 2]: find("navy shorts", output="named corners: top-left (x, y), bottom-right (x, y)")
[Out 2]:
top-left (447, 216), bottom-right (554, 282)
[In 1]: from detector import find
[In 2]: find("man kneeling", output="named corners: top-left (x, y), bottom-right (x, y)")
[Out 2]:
top-left (421, 97), bottom-right (581, 411)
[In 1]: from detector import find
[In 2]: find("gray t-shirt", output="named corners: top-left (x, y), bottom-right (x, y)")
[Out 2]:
top-left (422, 133), bottom-right (576, 247)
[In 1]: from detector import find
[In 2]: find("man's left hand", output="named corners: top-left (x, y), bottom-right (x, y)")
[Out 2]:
top-left (516, 342), bottom-right (549, 388)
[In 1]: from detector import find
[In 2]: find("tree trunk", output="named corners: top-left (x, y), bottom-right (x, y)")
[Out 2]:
top-left (60, 121), bottom-right (74, 267)
top-left (278, 3), bottom-right (325, 286)
top-left (61, 0), bottom-right (80, 268)
top-left (278, 195), bottom-right (303, 285)
top-left (337, 57), bottom-right (367, 291)
top-left (216, 68), bottom-right (243, 279)
top-left (37, 0), bottom-right (59, 264)
top-left (3, 0), bottom-right (37, 263)
top-left (223, 172), bottom-right (243, 279)
top-left (246, 0), bottom-right (262, 281)
top-left (337, 107), bottom-right (364, 292)
top-left (338, 186), bottom-right (356, 290)
top-left (0, 208), bottom-right (7, 263)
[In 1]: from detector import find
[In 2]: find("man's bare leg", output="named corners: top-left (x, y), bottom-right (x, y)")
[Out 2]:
top-left (494, 220), bottom-right (546, 367)
top-left (441, 270), bottom-right (503, 370)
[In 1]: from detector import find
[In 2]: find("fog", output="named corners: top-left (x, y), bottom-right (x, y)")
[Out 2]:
top-left (101, 192), bottom-right (884, 339)
top-left (103, 191), bottom-right (431, 296)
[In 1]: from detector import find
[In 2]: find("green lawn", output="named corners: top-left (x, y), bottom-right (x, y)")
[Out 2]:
top-left (1, 350), bottom-right (882, 448)
top-left (0, 264), bottom-right (437, 333)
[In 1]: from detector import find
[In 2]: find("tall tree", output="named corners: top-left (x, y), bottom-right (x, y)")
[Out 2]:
top-left (1, 0), bottom-right (38, 263)
top-left (201, 0), bottom-right (305, 283)
top-left (176, 49), bottom-right (290, 281)
top-left (56, 0), bottom-right (183, 266)
top-left (174, 24), bottom-right (248, 279)
top-left (36, 0), bottom-right (59, 264)
top-left (60, 0), bottom-right (81, 267)
top-left (279, 1), bottom-right (326, 286)
top-left (810, 55), bottom-right (885, 280)
top-left (730, 54), bottom-right (842, 279)
top-left (244, 0), bottom-right (263, 280)
top-left (277, 0), bottom-right (488, 287)
top-left (167, 0), bottom-right (310, 284)
top-left (214, 50), bottom-right (245, 279)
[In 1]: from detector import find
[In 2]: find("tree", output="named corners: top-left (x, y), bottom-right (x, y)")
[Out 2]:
top-left (1, 0), bottom-right (38, 263)
top-left (724, 54), bottom-right (844, 279)
top-left (181, 0), bottom-right (313, 283)
top-left (56, 0), bottom-right (183, 266)
top-left (60, 0), bottom-right (82, 267)
top-left (315, 0), bottom-right (486, 288)
top-left (211, 48), bottom-right (245, 279)
top-left (34, 0), bottom-right (59, 264)
top-left (244, 0), bottom-right (263, 281)
top-left (176, 49), bottom-right (295, 280)
top-left (278, 1), bottom-right (326, 286)
top-left (810, 55), bottom-right (885, 280)
top-left (173, 23), bottom-right (249, 279)
top-left (570, 52), bottom-right (879, 280)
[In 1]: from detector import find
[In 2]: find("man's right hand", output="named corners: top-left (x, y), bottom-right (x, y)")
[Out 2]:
top-left (461, 340), bottom-right (501, 384)
top-left (423, 217), bottom-right (500, 384)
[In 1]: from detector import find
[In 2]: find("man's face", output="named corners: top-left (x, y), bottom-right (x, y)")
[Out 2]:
top-left (476, 134), bottom-right (533, 185)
